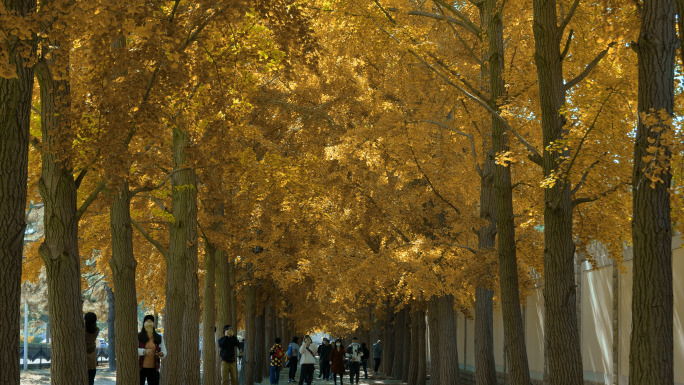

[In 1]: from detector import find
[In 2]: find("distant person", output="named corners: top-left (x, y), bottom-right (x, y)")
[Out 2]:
top-left (298, 335), bottom-right (316, 385)
top-left (346, 337), bottom-right (363, 385)
top-left (372, 340), bottom-right (383, 374)
top-left (138, 315), bottom-right (166, 385)
top-left (286, 336), bottom-right (300, 383)
top-left (329, 338), bottom-right (346, 385)
top-left (269, 337), bottom-right (285, 385)
top-left (318, 338), bottom-right (332, 380)
top-left (84, 312), bottom-right (99, 385)
top-left (360, 342), bottom-right (370, 379)
top-left (237, 338), bottom-right (244, 364)
top-left (218, 325), bottom-right (240, 385)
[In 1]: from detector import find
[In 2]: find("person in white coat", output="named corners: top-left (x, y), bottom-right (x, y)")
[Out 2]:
top-left (298, 335), bottom-right (317, 385)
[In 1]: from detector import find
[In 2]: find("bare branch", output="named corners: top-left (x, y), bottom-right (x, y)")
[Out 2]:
top-left (565, 43), bottom-right (614, 91)
top-left (431, 0), bottom-right (482, 36)
top-left (131, 218), bottom-right (169, 259)
top-left (408, 10), bottom-right (479, 37)
top-left (572, 183), bottom-right (626, 207)
top-left (570, 159), bottom-right (600, 196)
top-left (561, 29), bottom-right (574, 60)
top-left (373, 0), bottom-right (396, 23)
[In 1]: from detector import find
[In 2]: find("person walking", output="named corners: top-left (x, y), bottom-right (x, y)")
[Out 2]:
top-left (329, 339), bottom-right (346, 385)
top-left (287, 336), bottom-right (300, 383)
top-left (372, 340), bottom-right (383, 374)
top-left (218, 325), bottom-right (240, 385)
top-left (346, 337), bottom-right (363, 385)
top-left (84, 312), bottom-right (100, 385)
top-left (298, 335), bottom-right (316, 385)
top-left (360, 343), bottom-right (370, 379)
top-left (269, 337), bottom-right (285, 385)
top-left (138, 315), bottom-right (166, 385)
top-left (318, 338), bottom-right (332, 380)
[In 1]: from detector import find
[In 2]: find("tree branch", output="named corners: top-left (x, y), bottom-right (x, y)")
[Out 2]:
top-left (431, 0), bottom-right (482, 36)
top-left (131, 218), bottom-right (169, 259)
top-left (407, 10), bottom-right (478, 36)
top-left (572, 183), bottom-right (625, 207)
top-left (76, 180), bottom-right (106, 222)
top-left (565, 43), bottom-right (614, 91)
top-left (570, 159), bottom-right (600, 196)
top-left (423, 120), bottom-right (483, 176)
top-left (559, 0), bottom-right (580, 35)
top-left (561, 29), bottom-right (574, 60)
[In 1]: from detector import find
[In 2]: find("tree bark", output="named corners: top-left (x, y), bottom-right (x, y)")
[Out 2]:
top-left (182, 211), bottom-right (200, 385)
top-left (0, 0), bottom-right (35, 381)
top-left (427, 297), bottom-right (441, 385)
top-left (417, 309), bottom-right (427, 385)
top-left (104, 283), bottom-right (116, 372)
top-left (264, 303), bottom-right (273, 378)
top-left (437, 295), bottom-right (459, 385)
top-left (35, 57), bottom-right (88, 385)
top-left (532, 0), bottom-right (584, 383)
top-left (475, 287), bottom-right (497, 385)
top-left (402, 306), bottom-right (412, 383)
top-left (244, 282), bottom-right (257, 385)
top-left (629, 0), bottom-right (676, 383)
top-left (392, 307), bottom-right (405, 379)
top-left (109, 182), bottom-right (139, 384)
top-left (202, 241), bottom-right (217, 385)
top-left (253, 308), bottom-right (265, 384)
top-left (383, 308), bottom-right (395, 376)
top-left (214, 248), bottom-right (229, 382)
top-left (485, 0), bottom-right (531, 383)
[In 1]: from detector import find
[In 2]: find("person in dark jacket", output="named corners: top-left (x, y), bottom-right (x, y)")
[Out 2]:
top-left (329, 339), bottom-right (346, 385)
top-left (269, 337), bottom-right (285, 385)
top-left (287, 336), bottom-right (300, 383)
top-left (218, 325), bottom-right (240, 385)
top-left (137, 315), bottom-right (166, 385)
top-left (318, 338), bottom-right (333, 380)
top-left (84, 312), bottom-right (100, 385)
top-left (360, 342), bottom-right (370, 379)
top-left (372, 340), bottom-right (383, 374)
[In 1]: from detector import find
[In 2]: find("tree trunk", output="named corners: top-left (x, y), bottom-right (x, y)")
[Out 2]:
top-left (532, 0), bottom-right (583, 383)
top-left (215, 248), bottom-right (229, 383)
top-left (629, 0), bottom-right (676, 383)
top-left (475, 287), bottom-right (497, 385)
top-left (408, 309), bottom-right (419, 385)
top-left (485, 0), bottom-right (531, 383)
top-left (35, 58), bottom-right (88, 385)
top-left (437, 295), bottom-right (459, 385)
top-left (202, 241), bottom-right (217, 385)
top-left (383, 308), bottom-right (395, 376)
top-left (264, 304), bottom-right (273, 378)
top-left (161, 124), bottom-right (195, 385)
top-left (109, 182), bottom-right (138, 384)
top-left (392, 308), bottom-right (405, 379)
top-left (228, 261), bottom-right (238, 329)
top-left (0, 0), bottom-right (35, 381)
top-left (182, 214), bottom-right (200, 385)
top-left (253, 308), bottom-right (265, 384)
top-left (402, 306), bottom-right (412, 383)
top-left (417, 309), bottom-right (427, 385)
top-left (427, 298), bottom-right (441, 385)
top-left (104, 283), bottom-right (116, 372)
top-left (244, 282), bottom-right (257, 385)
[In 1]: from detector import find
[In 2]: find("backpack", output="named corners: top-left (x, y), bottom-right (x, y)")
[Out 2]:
top-left (286, 344), bottom-right (293, 357)
top-left (273, 345), bottom-right (284, 359)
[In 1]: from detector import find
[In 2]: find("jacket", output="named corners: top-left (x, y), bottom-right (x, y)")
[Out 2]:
top-left (346, 343), bottom-right (364, 363)
top-left (85, 327), bottom-right (100, 370)
top-left (299, 342), bottom-right (317, 365)
top-left (218, 335), bottom-right (240, 363)
top-left (372, 343), bottom-right (383, 359)
top-left (318, 343), bottom-right (332, 361)
top-left (287, 342), bottom-right (300, 359)
top-left (329, 346), bottom-right (346, 374)
top-left (269, 343), bottom-right (284, 367)
top-left (138, 333), bottom-right (167, 370)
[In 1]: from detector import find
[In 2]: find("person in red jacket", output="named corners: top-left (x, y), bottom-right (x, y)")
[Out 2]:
top-left (137, 315), bottom-right (166, 385)
top-left (329, 339), bottom-right (347, 385)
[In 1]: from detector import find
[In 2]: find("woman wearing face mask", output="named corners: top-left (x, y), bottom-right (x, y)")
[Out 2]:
top-left (329, 339), bottom-right (346, 385)
top-left (138, 315), bottom-right (167, 385)
top-left (84, 312), bottom-right (100, 385)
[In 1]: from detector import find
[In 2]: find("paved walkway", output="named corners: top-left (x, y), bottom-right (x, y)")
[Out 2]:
top-left (20, 367), bottom-right (410, 384)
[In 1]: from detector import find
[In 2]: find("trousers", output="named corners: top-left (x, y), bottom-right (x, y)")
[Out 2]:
top-left (221, 360), bottom-right (238, 385)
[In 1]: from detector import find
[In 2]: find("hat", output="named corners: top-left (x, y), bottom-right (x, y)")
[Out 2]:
top-left (143, 315), bottom-right (155, 324)
top-left (223, 324), bottom-right (232, 332)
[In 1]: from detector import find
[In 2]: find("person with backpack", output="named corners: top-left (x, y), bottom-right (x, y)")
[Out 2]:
top-left (329, 339), bottom-right (346, 385)
top-left (346, 337), bottom-right (364, 385)
top-left (298, 335), bottom-right (316, 385)
top-left (318, 338), bottom-right (332, 380)
top-left (286, 336), bottom-right (300, 383)
top-left (269, 337), bottom-right (285, 385)
top-left (360, 342), bottom-right (371, 379)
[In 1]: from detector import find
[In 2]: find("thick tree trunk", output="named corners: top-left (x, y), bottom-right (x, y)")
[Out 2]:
top-left (182, 219), bottom-right (200, 385)
top-left (35, 59), bottom-right (88, 385)
top-left (264, 304), bottom-right (273, 378)
top-left (253, 308), bottom-right (265, 384)
top-left (417, 309), bottom-right (426, 385)
top-left (244, 282), bottom-right (257, 385)
top-left (436, 295), bottom-right (459, 385)
top-left (202, 241), bottom-right (217, 385)
top-left (485, 0), bottom-right (531, 383)
top-left (427, 297), bottom-right (441, 384)
top-left (109, 182), bottom-right (138, 384)
top-left (104, 283), bottom-right (116, 372)
top-left (629, 0), bottom-right (676, 383)
top-left (214, 248), bottom-right (229, 383)
top-left (402, 306), bottom-right (412, 383)
top-left (228, 261), bottom-right (238, 328)
top-left (532, 1), bottom-right (583, 383)
top-left (0, 0), bottom-right (35, 381)
top-left (383, 308), bottom-right (395, 376)
top-left (161, 125), bottom-right (195, 385)
top-left (475, 287), bottom-right (497, 385)
top-left (408, 309), bottom-right (419, 385)
top-left (392, 308), bottom-right (405, 379)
